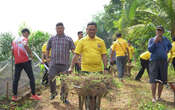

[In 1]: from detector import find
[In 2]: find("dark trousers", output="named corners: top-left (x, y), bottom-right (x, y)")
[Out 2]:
top-left (172, 58), bottom-right (175, 70)
top-left (116, 56), bottom-right (128, 78)
top-left (75, 63), bottom-right (81, 73)
top-left (135, 59), bottom-right (149, 80)
top-left (48, 64), bottom-right (67, 94)
top-left (42, 62), bottom-right (49, 85)
top-left (13, 61), bottom-right (35, 95)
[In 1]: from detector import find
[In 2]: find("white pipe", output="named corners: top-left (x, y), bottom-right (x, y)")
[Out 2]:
top-left (32, 51), bottom-right (49, 70)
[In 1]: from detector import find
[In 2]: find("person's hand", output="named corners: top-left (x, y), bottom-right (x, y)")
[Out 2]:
top-left (46, 57), bottom-right (50, 63)
top-left (68, 67), bottom-right (73, 74)
top-left (154, 36), bottom-right (161, 43)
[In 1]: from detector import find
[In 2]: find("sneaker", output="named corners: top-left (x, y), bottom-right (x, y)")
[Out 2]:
top-left (152, 98), bottom-right (156, 103)
top-left (12, 96), bottom-right (17, 101)
top-left (30, 95), bottom-right (41, 100)
top-left (50, 92), bottom-right (57, 100)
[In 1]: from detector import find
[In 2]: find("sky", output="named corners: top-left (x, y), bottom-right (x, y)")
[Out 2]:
top-left (0, 0), bottom-right (110, 41)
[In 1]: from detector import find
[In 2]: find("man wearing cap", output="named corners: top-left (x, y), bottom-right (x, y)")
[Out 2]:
top-left (148, 26), bottom-right (172, 102)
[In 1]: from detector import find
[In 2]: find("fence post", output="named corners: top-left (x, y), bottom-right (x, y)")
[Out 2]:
top-left (6, 81), bottom-right (9, 100)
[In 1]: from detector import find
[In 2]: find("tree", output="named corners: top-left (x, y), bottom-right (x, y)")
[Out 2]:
top-left (28, 31), bottom-right (50, 57)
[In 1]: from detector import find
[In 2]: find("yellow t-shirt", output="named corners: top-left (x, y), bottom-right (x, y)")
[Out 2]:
top-left (169, 42), bottom-right (175, 60)
top-left (140, 51), bottom-right (150, 60)
top-left (128, 45), bottom-right (134, 59)
top-left (112, 38), bottom-right (128, 57)
top-left (74, 36), bottom-right (107, 72)
top-left (74, 39), bottom-right (79, 47)
top-left (42, 42), bottom-right (51, 62)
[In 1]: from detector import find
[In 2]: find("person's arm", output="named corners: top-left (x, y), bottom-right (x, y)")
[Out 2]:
top-left (42, 52), bottom-right (46, 63)
top-left (110, 50), bottom-right (115, 62)
top-left (69, 39), bottom-right (82, 73)
top-left (148, 38), bottom-right (157, 52)
top-left (69, 53), bottom-right (80, 72)
top-left (110, 43), bottom-right (116, 62)
top-left (102, 54), bottom-right (107, 69)
top-left (167, 38), bottom-right (172, 52)
top-left (46, 38), bottom-right (52, 62)
top-left (24, 45), bottom-right (33, 59)
top-left (69, 38), bottom-right (75, 53)
top-left (126, 47), bottom-right (130, 61)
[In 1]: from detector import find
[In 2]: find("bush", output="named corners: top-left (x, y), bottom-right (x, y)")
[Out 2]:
top-left (0, 33), bottom-right (14, 61)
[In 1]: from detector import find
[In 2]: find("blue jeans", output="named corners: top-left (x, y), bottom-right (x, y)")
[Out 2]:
top-left (116, 56), bottom-right (128, 78)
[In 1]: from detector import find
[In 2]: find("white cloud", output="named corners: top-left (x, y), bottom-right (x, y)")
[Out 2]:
top-left (0, 0), bottom-right (110, 41)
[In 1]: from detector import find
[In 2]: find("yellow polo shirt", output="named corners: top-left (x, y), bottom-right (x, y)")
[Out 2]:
top-left (74, 39), bottom-right (79, 47)
top-left (128, 45), bottom-right (134, 59)
top-left (140, 51), bottom-right (150, 60)
top-left (42, 42), bottom-right (51, 62)
top-left (112, 38), bottom-right (128, 57)
top-left (74, 36), bottom-right (107, 72)
top-left (169, 42), bottom-right (175, 60)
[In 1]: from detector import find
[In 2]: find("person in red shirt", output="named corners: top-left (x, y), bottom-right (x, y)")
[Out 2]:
top-left (11, 28), bottom-right (41, 101)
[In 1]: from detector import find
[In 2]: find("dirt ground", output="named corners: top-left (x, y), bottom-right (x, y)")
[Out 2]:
top-left (33, 78), bottom-right (175, 110)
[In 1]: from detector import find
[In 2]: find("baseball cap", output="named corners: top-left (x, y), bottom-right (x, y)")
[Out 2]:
top-left (156, 26), bottom-right (164, 32)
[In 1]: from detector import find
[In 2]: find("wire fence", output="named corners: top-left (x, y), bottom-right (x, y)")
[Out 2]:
top-left (0, 59), bottom-right (42, 97)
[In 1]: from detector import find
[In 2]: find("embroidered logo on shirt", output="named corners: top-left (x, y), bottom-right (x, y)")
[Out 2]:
top-left (97, 44), bottom-right (101, 48)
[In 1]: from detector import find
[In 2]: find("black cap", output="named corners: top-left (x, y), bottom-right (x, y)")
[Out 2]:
top-left (156, 25), bottom-right (164, 32)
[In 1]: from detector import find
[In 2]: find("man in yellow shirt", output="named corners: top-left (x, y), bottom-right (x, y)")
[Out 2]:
top-left (128, 40), bottom-right (135, 62)
top-left (74, 31), bottom-right (83, 73)
top-left (111, 33), bottom-right (129, 81)
top-left (169, 37), bottom-right (175, 70)
top-left (135, 51), bottom-right (150, 81)
top-left (125, 40), bottom-right (135, 77)
top-left (41, 42), bottom-right (51, 85)
top-left (74, 31), bottom-right (83, 47)
top-left (69, 22), bottom-right (108, 73)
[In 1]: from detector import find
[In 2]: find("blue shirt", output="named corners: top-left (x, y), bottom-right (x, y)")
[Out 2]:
top-left (148, 36), bottom-right (172, 61)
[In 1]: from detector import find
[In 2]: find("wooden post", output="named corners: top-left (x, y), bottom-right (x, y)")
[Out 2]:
top-left (85, 96), bottom-right (90, 110)
top-left (84, 96), bottom-right (102, 110)
top-left (6, 81), bottom-right (9, 100)
top-left (79, 95), bottom-right (85, 110)
top-left (96, 96), bottom-right (101, 110)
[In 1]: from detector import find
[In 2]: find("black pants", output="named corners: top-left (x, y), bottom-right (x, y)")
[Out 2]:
top-left (135, 59), bottom-right (149, 80)
top-left (13, 61), bottom-right (35, 95)
top-left (172, 58), bottom-right (175, 70)
top-left (42, 62), bottom-right (49, 85)
top-left (75, 63), bottom-right (81, 73)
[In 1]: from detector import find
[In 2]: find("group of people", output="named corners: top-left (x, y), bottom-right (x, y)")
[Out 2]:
top-left (11, 22), bottom-right (175, 104)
